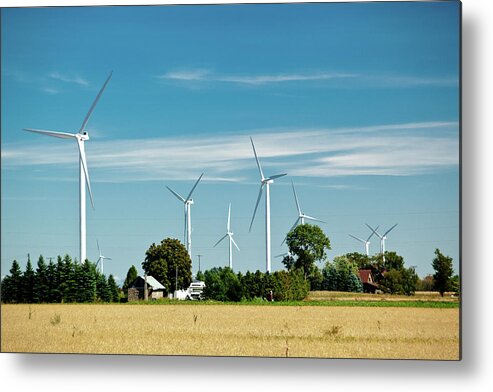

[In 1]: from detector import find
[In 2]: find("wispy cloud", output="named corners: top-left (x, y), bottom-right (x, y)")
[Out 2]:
top-left (2, 121), bottom-right (458, 182)
top-left (158, 68), bottom-right (457, 88)
top-left (49, 72), bottom-right (89, 86)
top-left (158, 70), bottom-right (356, 85)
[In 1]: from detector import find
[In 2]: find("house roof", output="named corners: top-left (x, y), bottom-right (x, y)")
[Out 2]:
top-left (358, 269), bottom-right (373, 283)
top-left (136, 275), bottom-right (165, 290)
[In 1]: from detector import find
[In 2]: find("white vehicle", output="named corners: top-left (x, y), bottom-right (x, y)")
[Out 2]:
top-left (186, 280), bottom-right (206, 300)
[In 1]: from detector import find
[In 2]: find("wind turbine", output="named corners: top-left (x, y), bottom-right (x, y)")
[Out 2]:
top-left (282, 180), bottom-right (325, 244)
top-left (249, 137), bottom-right (287, 273)
top-left (24, 72), bottom-right (112, 264)
top-left (166, 173), bottom-right (203, 260)
top-left (366, 223), bottom-right (398, 262)
top-left (96, 240), bottom-right (112, 275)
top-left (348, 225), bottom-right (379, 256)
top-left (213, 203), bottom-right (240, 270)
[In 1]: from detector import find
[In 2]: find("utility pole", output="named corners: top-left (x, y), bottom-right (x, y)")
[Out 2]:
top-left (197, 254), bottom-right (203, 273)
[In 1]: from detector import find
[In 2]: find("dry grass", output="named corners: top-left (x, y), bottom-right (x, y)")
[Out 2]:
top-left (1, 304), bottom-right (459, 360)
top-left (307, 290), bottom-right (459, 302)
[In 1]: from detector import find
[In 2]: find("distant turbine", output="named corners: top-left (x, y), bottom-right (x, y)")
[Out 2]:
top-left (249, 137), bottom-right (287, 273)
top-left (282, 180), bottom-right (326, 244)
top-left (166, 173), bottom-right (203, 260)
top-left (213, 203), bottom-right (240, 270)
top-left (366, 223), bottom-right (398, 262)
top-left (96, 240), bottom-right (112, 275)
top-left (24, 72), bottom-right (112, 264)
top-left (348, 225), bottom-right (379, 256)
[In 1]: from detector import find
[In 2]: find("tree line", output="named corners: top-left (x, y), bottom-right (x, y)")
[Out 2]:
top-left (1, 254), bottom-right (120, 303)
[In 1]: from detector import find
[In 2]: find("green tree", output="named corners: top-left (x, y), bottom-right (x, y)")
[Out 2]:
top-left (46, 259), bottom-right (59, 302)
top-left (286, 224), bottom-right (331, 278)
top-left (34, 255), bottom-right (49, 303)
top-left (2, 260), bottom-right (23, 303)
top-left (321, 257), bottom-right (362, 293)
top-left (107, 274), bottom-right (120, 302)
top-left (432, 249), bottom-right (454, 297)
top-left (22, 256), bottom-right (35, 303)
top-left (142, 238), bottom-right (192, 293)
top-left (76, 261), bottom-right (97, 302)
top-left (203, 267), bottom-right (242, 302)
top-left (195, 270), bottom-right (205, 282)
top-left (416, 274), bottom-right (434, 291)
top-left (122, 265), bottom-right (139, 293)
top-left (450, 274), bottom-right (460, 295)
top-left (96, 273), bottom-right (111, 302)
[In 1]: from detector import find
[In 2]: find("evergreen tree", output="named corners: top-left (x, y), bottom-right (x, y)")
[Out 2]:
top-left (96, 273), bottom-right (111, 302)
top-left (122, 265), bottom-right (139, 292)
top-left (46, 259), bottom-right (59, 302)
top-left (2, 260), bottom-right (23, 303)
top-left (107, 274), bottom-right (120, 302)
top-left (34, 255), bottom-right (49, 303)
top-left (22, 256), bottom-right (35, 303)
top-left (77, 261), bottom-right (97, 302)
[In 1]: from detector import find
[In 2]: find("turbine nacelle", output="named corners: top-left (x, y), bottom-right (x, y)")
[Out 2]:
top-left (77, 132), bottom-right (90, 141)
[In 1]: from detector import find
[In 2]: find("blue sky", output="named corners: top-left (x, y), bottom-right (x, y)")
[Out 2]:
top-left (1, 2), bottom-right (460, 284)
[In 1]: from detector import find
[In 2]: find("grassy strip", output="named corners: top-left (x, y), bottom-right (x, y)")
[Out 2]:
top-left (127, 299), bottom-right (459, 308)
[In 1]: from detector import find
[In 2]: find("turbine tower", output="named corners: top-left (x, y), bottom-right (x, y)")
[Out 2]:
top-left (249, 137), bottom-right (287, 273)
top-left (366, 223), bottom-right (398, 262)
top-left (96, 240), bottom-right (112, 275)
top-left (348, 225), bottom-right (379, 256)
top-left (213, 203), bottom-right (240, 270)
top-left (166, 173), bottom-right (203, 260)
top-left (24, 72), bottom-right (112, 264)
top-left (282, 180), bottom-right (325, 244)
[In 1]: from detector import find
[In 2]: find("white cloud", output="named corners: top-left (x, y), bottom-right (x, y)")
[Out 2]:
top-left (158, 70), bottom-right (356, 85)
top-left (49, 72), bottom-right (89, 86)
top-left (2, 121), bottom-right (458, 182)
top-left (158, 68), bottom-right (457, 88)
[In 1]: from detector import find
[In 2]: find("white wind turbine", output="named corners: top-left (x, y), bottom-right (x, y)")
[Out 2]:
top-left (282, 180), bottom-right (326, 244)
top-left (348, 225), bottom-right (379, 256)
top-left (166, 173), bottom-right (203, 260)
top-left (366, 223), bottom-right (398, 262)
top-left (249, 137), bottom-right (287, 273)
top-left (24, 72), bottom-right (112, 264)
top-left (96, 240), bottom-right (112, 275)
top-left (213, 203), bottom-right (240, 270)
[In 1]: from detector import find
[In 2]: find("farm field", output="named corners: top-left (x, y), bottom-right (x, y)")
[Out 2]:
top-left (1, 303), bottom-right (459, 360)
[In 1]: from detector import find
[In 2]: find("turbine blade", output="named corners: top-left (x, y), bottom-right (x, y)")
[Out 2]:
top-left (97, 239), bottom-right (101, 256)
top-left (79, 71), bottom-right (112, 133)
top-left (76, 138), bottom-right (94, 209)
top-left (103, 257), bottom-right (112, 260)
top-left (186, 173), bottom-right (203, 201)
top-left (366, 225), bottom-right (379, 242)
top-left (24, 128), bottom-right (76, 139)
top-left (291, 180), bottom-right (302, 215)
top-left (227, 203), bottom-right (231, 232)
top-left (349, 234), bottom-right (365, 243)
top-left (282, 218), bottom-right (300, 245)
top-left (267, 173), bottom-right (287, 181)
top-left (249, 184), bottom-right (264, 232)
top-left (213, 233), bottom-right (228, 247)
top-left (230, 235), bottom-right (240, 251)
top-left (383, 223), bottom-right (399, 237)
top-left (366, 223), bottom-right (382, 239)
top-left (275, 253), bottom-right (288, 258)
top-left (166, 186), bottom-right (186, 203)
top-left (250, 137), bottom-right (265, 180)
top-left (303, 215), bottom-right (326, 223)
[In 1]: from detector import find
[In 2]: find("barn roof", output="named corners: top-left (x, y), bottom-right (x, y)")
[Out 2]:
top-left (136, 275), bottom-right (165, 290)
top-left (358, 269), bottom-right (373, 283)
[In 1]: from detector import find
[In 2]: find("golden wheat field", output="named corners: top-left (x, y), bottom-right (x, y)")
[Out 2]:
top-left (1, 304), bottom-right (459, 360)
